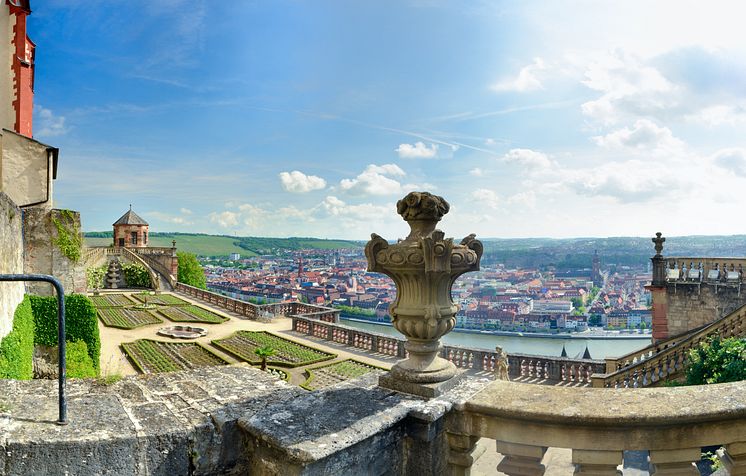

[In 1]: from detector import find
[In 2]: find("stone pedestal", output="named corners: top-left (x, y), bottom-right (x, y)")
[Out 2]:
top-left (379, 369), bottom-right (467, 398)
top-left (365, 192), bottom-right (482, 394)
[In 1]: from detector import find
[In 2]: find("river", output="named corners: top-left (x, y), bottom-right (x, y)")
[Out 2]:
top-left (340, 319), bottom-right (650, 359)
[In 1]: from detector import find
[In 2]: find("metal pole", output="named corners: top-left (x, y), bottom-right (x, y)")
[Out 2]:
top-left (0, 274), bottom-right (66, 424)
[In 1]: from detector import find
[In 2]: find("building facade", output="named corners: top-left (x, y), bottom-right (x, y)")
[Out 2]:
top-left (113, 207), bottom-right (149, 248)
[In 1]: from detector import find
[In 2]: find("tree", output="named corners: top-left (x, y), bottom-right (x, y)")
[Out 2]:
top-left (685, 337), bottom-right (746, 385)
top-left (254, 345), bottom-right (275, 371)
top-left (177, 252), bottom-right (207, 289)
top-left (588, 314), bottom-right (602, 326)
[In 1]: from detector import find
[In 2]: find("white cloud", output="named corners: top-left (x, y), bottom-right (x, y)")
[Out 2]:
top-left (471, 189), bottom-right (500, 209)
top-left (34, 104), bottom-right (69, 137)
top-left (712, 148), bottom-right (746, 177)
top-left (469, 168), bottom-right (484, 177)
top-left (695, 105), bottom-right (746, 126)
top-left (321, 196), bottom-right (389, 221)
top-left (492, 58), bottom-right (547, 92)
top-left (581, 51), bottom-right (678, 125)
top-left (507, 191), bottom-right (537, 208)
top-left (563, 159), bottom-right (680, 203)
top-left (501, 148), bottom-right (552, 170)
top-left (593, 119), bottom-right (685, 155)
top-left (485, 138), bottom-right (497, 147)
top-left (340, 163), bottom-right (409, 196)
top-left (279, 170), bottom-right (327, 193)
top-left (180, 208), bottom-right (192, 215)
top-left (208, 211), bottom-right (239, 228)
top-left (395, 141), bottom-right (439, 159)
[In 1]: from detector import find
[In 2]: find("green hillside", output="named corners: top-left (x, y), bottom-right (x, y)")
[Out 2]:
top-left (84, 232), bottom-right (362, 257)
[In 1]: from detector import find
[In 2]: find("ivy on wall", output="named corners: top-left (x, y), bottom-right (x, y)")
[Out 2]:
top-left (86, 265), bottom-right (107, 289)
top-left (52, 210), bottom-right (82, 263)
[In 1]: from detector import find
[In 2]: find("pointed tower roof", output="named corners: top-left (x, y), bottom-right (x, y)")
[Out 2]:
top-left (582, 345), bottom-right (592, 359)
top-left (560, 344), bottom-right (568, 358)
top-left (113, 205), bottom-right (148, 226)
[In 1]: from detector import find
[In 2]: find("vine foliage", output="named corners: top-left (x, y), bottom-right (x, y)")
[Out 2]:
top-left (52, 209), bottom-right (83, 263)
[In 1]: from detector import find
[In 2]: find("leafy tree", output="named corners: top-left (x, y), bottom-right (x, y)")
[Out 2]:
top-left (588, 315), bottom-right (602, 326)
top-left (177, 252), bottom-right (207, 289)
top-left (685, 336), bottom-right (746, 385)
top-left (254, 345), bottom-right (275, 371)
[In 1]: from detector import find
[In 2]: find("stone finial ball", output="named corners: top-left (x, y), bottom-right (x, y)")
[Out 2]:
top-left (396, 192), bottom-right (450, 222)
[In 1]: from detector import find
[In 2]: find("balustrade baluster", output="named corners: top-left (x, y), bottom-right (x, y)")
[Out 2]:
top-left (446, 432), bottom-right (484, 476)
top-left (649, 448), bottom-right (700, 475)
top-left (718, 441), bottom-right (746, 476)
top-left (572, 449), bottom-right (622, 475)
top-left (496, 441), bottom-right (547, 476)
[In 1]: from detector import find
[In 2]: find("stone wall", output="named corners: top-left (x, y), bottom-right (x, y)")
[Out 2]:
top-left (0, 191), bottom-right (23, 340)
top-left (661, 283), bottom-right (746, 337)
top-left (0, 366), bottom-right (490, 476)
top-left (23, 207), bottom-right (86, 296)
top-left (0, 129), bottom-right (54, 209)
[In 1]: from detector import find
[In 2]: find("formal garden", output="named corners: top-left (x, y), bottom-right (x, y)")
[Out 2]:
top-left (121, 339), bottom-right (229, 373)
top-left (300, 359), bottom-right (386, 390)
top-left (212, 330), bottom-right (336, 367)
top-left (90, 293), bottom-right (228, 328)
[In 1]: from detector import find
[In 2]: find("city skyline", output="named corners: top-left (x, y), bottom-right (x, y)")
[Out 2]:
top-left (30, 1), bottom-right (746, 239)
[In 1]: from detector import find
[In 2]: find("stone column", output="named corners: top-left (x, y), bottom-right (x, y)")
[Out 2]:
top-left (572, 449), bottom-right (622, 475)
top-left (648, 232), bottom-right (669, 341)
top-left (496, 441), bottom-right (547, 476)
top-left (649, 448), bottom-right (699, 475)
top-left (366, 192), bottom-right (482, 398)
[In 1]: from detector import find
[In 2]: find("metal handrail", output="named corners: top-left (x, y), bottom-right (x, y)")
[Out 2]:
top-left (0, 274), bottom-right (67, 424)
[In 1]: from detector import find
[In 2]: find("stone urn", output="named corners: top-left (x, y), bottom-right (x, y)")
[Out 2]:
top-left (365, 192), bottom-right (482, 387)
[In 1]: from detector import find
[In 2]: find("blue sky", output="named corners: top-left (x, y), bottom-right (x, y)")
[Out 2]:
top-left (30, 1), bottom-right (746, 240)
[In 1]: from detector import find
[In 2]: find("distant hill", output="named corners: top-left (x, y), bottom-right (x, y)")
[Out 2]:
top-left (83, 232), bottom-right (363, 257)
top-left (481, 235), bottom-right (746, 269)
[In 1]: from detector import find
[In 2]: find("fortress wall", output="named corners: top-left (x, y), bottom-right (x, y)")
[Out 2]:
top-left (0, 191), bottom-right (23, 339)
top-left (23, 208), bottom-right (86, 296)
top-left (662, 283), bottom-right (746, 337)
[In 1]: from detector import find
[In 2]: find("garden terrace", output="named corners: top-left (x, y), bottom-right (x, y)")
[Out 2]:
top-left (121, 339), bottom-right (229, 374)
top-left (131, 292), bottom-right (189, 306)
top-left (157, 304), bottom-right (229, 324)
top-left (97, 307), bottom-right (163, 330)
top-left (212, 330), bottom-right (336, 368)
top-left (300, 358), bottom-right (386, 391)
top-left (89, 293), bottom-right (136, 308)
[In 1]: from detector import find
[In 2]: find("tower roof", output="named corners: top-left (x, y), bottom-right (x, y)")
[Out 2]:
top-left (113, 207), bottom-right (148, 226)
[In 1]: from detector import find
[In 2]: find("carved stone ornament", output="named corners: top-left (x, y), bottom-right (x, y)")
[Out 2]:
top-left (365, 192), bottom-right (483, 384)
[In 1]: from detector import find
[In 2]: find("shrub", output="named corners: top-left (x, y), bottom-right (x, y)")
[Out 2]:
top-left (30, 294), bottom-right (100, 374)
top-left (66, 340), bottom-right (97, 379)
top-left (0, 297), bottom-right (35, 379)
top-left (121, 263), bottom-right (151, 288)
top-left (685, 336), bottom-right (746, 385)
top-left (177, 252), bottom-right (207, 289)
top-left (86, 265), bottom-right (107, 289)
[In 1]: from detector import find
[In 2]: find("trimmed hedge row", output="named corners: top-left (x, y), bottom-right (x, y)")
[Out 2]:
top-left (30, 294), bottom-right (100, 373)
top-left (66, 340), bottom-right (97, 378)
top-left (0, 297), bottom-right (35, 379)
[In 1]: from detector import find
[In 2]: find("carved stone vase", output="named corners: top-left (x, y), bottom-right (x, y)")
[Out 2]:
top-left (365, 192), bottom-right (482, 385)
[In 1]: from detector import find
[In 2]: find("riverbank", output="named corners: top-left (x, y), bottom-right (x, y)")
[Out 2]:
top-left (340, 318), bottom-right (652, 340)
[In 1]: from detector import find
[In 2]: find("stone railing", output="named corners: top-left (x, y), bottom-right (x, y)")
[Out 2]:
top-left (447, 379), bottom-right (746, 475)
top-left (136, 253), bottom-right (177, 289)
top-left (119, 247), bottom-right (160, 290)
top-left (291, 316), bottom-right (604, 384)
top-left (663, 256), bottom-right (746, 283)
top-left (80, 246), bottom-right (106, 268)
top-left (175, 282), bottom-right (341, 323)
top-left (594, 302), bottom-right (746, 388)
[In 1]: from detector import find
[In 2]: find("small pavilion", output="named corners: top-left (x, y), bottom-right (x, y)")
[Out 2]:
top-left (113, 205), bottom-right (149, 248)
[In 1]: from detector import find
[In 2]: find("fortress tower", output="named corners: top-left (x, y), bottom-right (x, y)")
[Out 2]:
top-left (113, 205), bottom-right (149, 248)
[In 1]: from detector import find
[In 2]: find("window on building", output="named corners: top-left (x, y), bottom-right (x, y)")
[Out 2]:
top-left (144, 231), bottom-right (148, 245)
top-left (118, 238), bottom-right (125, 247)
top-left (131, 231), bottom-right (138, 245)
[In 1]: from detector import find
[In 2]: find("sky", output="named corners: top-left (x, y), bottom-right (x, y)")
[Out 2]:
top-left (29, 0), bottom-right (746, 240)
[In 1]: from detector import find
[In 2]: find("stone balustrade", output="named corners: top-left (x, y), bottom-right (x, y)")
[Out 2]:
top-left (119, 247), bottom-right (160, 290)
top-left (447, 379), bottom-right (746, 476)
top-left (594, 302), bottom-right (746, 388)
top-left (663, 256), bottom-right (746, 283)
top-left (175, 282), bottom-right (341, 323)
top-left (291, 316), bottom-right (604, 384)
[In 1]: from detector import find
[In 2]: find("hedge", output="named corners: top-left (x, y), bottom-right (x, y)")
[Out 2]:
top-left (30, 294), bottom-right (100, 373)
top-left (122, 263), bottom-right (150, 288)
top-left (0, 296), bottom-right (35, 379)
top-left (66, 340), bottom-right (97, 379)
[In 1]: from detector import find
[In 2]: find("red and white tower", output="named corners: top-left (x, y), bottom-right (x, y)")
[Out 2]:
top-left (5, 1), bottom-right (34, 137)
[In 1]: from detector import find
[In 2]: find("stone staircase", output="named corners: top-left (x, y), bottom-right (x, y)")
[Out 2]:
top-left (105, 258), bottom-right (123, 289)
top-left (593, 302), bottom-right (746, 387)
